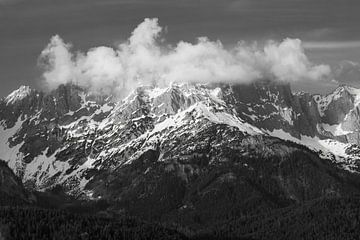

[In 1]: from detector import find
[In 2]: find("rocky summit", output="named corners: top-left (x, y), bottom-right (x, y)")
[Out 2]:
top-left (2, 81), bottom-right (360, 225)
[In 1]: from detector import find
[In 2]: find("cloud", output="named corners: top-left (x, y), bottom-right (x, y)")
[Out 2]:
top-left (39, 18), bottom-right (331, 96)
top-left (38, 35), bottom-right (75, 90)
top-left (332, 60), bottom-right (360, 87)
top-left (261, 39), bottom-right (330, 82)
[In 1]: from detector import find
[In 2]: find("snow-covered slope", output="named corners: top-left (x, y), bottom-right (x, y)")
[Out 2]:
top-left (1, 81), bottom-right (360, 196)
top-left (0, 83), bottom-right (263, 194)
top-left (5, 85), bottom-right (32, 105)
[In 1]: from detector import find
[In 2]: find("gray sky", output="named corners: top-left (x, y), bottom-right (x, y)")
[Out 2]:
top-left (1, 0), bottom-right (360, 97)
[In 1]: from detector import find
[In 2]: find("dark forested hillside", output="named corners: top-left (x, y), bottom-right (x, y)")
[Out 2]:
top-left (192, 197), bottom-right (360, 240)
top-left (0, 207), bottom-right (187, 240)
top-left (0, 160), bottom-right (32, 206)
top-left (2, 197), bottom-right (360, 240)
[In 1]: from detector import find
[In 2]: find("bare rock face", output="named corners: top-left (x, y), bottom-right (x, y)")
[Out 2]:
top-left (312, 86), bottom-right (360, 145)
top-left (224, 81), bottom-right (319, 138)
top-left (225, 82), bottom-right (360, 147)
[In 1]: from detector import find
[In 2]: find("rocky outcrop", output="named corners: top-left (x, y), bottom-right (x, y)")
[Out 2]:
top-left (225, 82), bottom-right (360, 146)
top-left (224, 81), bottom-right (319, 137)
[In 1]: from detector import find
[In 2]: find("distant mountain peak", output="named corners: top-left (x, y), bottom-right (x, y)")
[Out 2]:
top-left (5, 85), bottom-right (32, 105)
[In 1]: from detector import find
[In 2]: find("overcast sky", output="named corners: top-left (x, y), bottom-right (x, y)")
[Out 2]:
top-left (1, 0), bottom-right (360, 97)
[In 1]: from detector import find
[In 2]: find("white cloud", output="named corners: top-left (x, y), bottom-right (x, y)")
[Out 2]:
top-left (38, 35), bottom-right (75, 90)
top-left (261, 39), bottom-right (330, 82)
top-left (39, 18), bottom-right (331, 96)
top-left (76, 46), bottom-right (124, 94)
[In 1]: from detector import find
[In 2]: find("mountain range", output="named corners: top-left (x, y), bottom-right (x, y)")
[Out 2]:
top-left (2, 80), bottom-right (360, 238)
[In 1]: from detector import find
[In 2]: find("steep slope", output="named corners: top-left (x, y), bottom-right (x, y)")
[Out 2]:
top-left (225, 81), bottom-right (360, 172)
top-left (1, 81), bottom-right (360, 200)
top-left (87, 131), bottom-right (360, 226)
top-left (0, 160), bottom-right (29, 205)
top-left (0, 83), bottom-right (114, 192)
top-left (0, 83), bottom-right (261, 194)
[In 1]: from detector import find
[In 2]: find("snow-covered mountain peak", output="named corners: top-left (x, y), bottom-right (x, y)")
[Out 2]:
top-left (5, 85), bottom-right (32, 105)
top-left (109, 84), bottom-right (226, 124)
top-left (3, 82), bottom-right (360, 196)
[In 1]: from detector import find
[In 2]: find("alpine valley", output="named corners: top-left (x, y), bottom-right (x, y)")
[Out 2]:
top-left (2, 80), bottom-right (360, 239)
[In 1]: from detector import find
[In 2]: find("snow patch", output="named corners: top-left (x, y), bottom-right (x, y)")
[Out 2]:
top-left (0, 117), bottom-right (25, 170)
top-left (5, 86), bottom-right (31, 105)
top-left (267, 129), bottom-right (357, 163)
top-left (319, 123), bottom-right (352, 136)
top-left (196, 103), bottom-right (263, 135)
top-left (147, 87), bottom-right (169, 99)
top-left (23, 149), bottom-right (70, 189)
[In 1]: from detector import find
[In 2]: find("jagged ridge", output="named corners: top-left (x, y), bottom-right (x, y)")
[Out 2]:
top-left (1, 81), bottom-right (360, 198)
